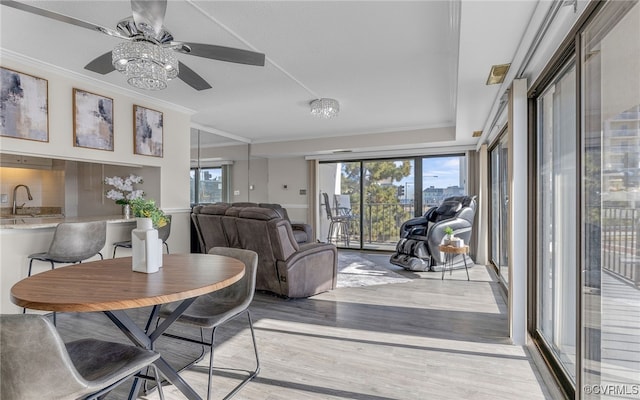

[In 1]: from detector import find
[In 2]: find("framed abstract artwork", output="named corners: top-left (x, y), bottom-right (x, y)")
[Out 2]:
top-left (133, 105), bottom-right (163, 157)
top-left (0, 67), bottom-right (49, 142)
top-left (73, 88), bottom-right (114, 151)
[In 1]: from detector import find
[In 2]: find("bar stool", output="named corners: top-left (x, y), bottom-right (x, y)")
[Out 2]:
top-left (26, 221), bottom-right (107, 320)
top-left (322, 192), bottom-right (351, 246)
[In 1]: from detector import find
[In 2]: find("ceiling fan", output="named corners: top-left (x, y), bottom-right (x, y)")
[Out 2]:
top-left (1, 0), bottom-right (266, 90)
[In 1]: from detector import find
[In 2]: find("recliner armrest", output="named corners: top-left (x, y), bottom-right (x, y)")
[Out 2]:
top-left (291, 222), bottom-right (313, 241)
top-left (280, 242), bottom-right (338, 295)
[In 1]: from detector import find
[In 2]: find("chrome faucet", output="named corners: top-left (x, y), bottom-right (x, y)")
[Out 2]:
top-left (12, 184), bottom-right (33, 215)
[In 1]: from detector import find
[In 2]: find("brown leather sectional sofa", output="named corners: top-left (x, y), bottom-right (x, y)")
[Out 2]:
top-left (191, 203), bottom-right (337, 298)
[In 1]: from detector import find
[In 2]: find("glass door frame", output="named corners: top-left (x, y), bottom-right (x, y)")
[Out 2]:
top-left (488, 127), bottom-right (510, 290)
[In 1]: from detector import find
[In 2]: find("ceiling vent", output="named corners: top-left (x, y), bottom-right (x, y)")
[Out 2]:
top-left (486, 63), bottom-right (510, 85)
top-left (472, 130), bottom-right (482, 138)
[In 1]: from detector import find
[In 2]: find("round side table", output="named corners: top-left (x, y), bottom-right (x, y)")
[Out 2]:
top-left (438, 244), bottom-right (470, 280)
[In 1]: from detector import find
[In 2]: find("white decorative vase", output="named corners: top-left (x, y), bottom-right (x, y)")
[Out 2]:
top-left (131, 217), bottom-right (160, 274)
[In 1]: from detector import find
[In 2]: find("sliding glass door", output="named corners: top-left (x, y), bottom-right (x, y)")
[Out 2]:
top-left (531, 2), bottom-right (640, 396)
top-left (536, 60), bottom-right (578, 383)
top-left (362, 159), bottom-right (414, 250)
top-left (490, 132), bottom-right (510, 286)
top-left (319, 154), bottom-right (466, 251)
top-left (581, 1), bottom-right (640, 395)
top-left (421, 155), bottom-right (466, 214)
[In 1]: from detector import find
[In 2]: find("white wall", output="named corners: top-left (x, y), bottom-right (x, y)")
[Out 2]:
top-left (267, 157), bottom-right (308, 222)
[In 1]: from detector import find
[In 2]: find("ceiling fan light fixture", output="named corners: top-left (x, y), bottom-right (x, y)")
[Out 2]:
top-left (310, 98), bottom-right (340, 119)
top-left (112, 41), bottom-right (179, 90)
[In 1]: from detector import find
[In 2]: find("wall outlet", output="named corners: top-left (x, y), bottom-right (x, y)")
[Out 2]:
top-left (0, 194), bottom-right (7, 203)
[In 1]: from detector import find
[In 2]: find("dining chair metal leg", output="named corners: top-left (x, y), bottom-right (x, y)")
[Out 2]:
top-left (150, 364), bottom-right (165, 400)
top-left (206, 326), bottom-right (217, 400)
top-left (206, 310), bottom-right (260, 400)
top-left (160, 310), bottom-right (260, 400)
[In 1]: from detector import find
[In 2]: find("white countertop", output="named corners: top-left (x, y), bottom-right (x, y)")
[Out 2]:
top-left (0, 215), bottom-right (137, 230)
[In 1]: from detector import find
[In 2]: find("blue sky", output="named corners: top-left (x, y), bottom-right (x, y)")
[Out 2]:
top-left (397, 156), bottom-right (463, 189)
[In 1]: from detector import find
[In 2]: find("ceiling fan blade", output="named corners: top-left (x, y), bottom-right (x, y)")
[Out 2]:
top-left (85, 52), bottom-right (116, 75)
top-left (0, 0), bottom-right (130, 40)
top-left (130, 0), bottom-right (167, 38)
top-left (178, 62), bottom-right (212, 91)
top-left (176, 42), bottom-right (265, 67)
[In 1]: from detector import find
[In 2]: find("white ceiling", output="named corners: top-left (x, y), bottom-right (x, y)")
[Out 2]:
top-left (0, 1), bottom-right (539, 153)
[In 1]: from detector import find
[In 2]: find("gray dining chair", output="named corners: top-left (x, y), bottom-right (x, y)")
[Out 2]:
top-left (112, 215), bottom-right (172, 258)
top-left (0, 314), bottom-right (164, 400)
top-left (25, 221), bottom-right (107, 322)
top-left (157, 247), bottom-right (259, 400)
top-left (27, 220), bottom-right (107, 276)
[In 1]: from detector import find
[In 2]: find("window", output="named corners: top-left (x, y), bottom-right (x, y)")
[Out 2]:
top-left (190, 166), bottom-right (228, 205)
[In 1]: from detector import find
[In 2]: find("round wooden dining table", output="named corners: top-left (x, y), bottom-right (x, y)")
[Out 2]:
top-left (11, 253), bottom-right (245, 400)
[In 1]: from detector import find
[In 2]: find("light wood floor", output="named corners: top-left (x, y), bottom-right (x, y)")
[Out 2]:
top-left (55, 252), bottom-right (555, 400)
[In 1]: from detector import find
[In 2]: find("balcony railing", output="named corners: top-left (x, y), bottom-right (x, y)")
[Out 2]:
top-left (337, 202), bottom-right (416, 248)
top-left (601, 207), bottom-right (640, 286)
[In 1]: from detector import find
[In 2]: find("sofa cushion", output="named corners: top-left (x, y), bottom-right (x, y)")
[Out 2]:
top-left (198, 203), bottom-right (230, 215)
top-left (224, 206), bottom-right (244, 217)
top-left (238, 207), bottom-right (280, 221)
top-left (258, 203), bottom-right (288, 220)
top-left (193, 213), bottom-right (228, 252)
top-left (231, 202), bottom-right (258, 208)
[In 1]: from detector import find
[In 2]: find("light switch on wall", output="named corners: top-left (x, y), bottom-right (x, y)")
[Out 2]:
top-left (0, 194), bottom-right (7, 203)
top-left (234, 190), bottom-right (240, 196)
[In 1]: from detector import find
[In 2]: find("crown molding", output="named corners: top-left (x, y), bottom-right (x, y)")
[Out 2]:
top-left (305, 144), bottom-right (476, 161)
top-left (190, 123), bottom-right (251, 144)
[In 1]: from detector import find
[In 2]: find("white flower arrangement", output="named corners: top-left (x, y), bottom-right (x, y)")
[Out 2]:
top-left (104, 174), bottom-right (144, 205)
